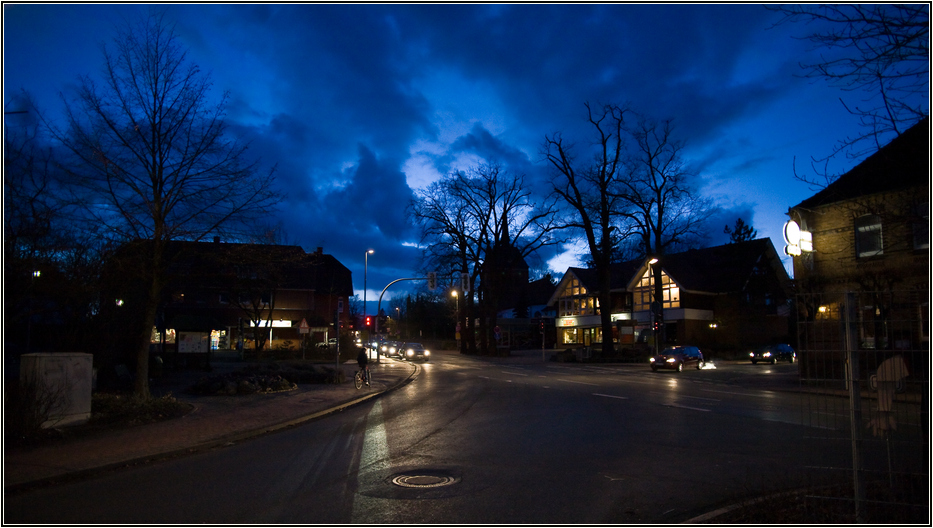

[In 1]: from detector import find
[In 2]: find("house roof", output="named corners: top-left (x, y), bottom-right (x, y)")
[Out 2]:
top-left (793, 117), bottom-right (929, 211)
top-left (549, 238), bottom-right (789, 304)
top-left (660, 238), bottom-right (789, 294)
top-left (165, 240), bottom-right (353, 296)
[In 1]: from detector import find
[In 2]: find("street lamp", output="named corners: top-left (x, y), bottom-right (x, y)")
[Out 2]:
top-left (648, 256), bottom-right (663, 356)
top-left (364, 249), bottom-right (374, 358)
top-left (451, 290), bottom-right (460, 352)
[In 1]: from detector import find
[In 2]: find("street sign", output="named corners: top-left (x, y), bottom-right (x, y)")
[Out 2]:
top-left (299, 318), bottom-right (310, 334)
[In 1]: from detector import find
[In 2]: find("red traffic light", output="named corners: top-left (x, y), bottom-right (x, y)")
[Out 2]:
top-left (365, 316), bottom-right (372, 326)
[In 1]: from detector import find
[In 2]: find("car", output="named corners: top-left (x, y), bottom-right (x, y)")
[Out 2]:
top-left (380, 341), bottom-right (402, 358)
top-left (749, 344), bottom-right (796, 364)
top-left (400, 342), bottom-right (430, 361)
top-left (650, 346), bottom-right (704, 372)
top-left (316, 338), bottom-right (337, 349)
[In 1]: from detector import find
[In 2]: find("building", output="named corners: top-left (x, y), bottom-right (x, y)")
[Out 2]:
top-left (785, 118), bottom-right (928, 379)
top-left (548, 238), bottom-right (792, 354)
top-left (101, 240), bottom-right (353, 363)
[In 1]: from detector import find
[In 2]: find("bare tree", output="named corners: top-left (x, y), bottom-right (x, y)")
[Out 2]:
top-left (50, 12), bottom-right (279, 398)
top-left (769, 4), bottom-right (929, 185)
top-left (545, 102), bottom-right (634, 358)
top-left (411, 164), bottom-right (562, 354)
top-left (619, 114), bottom-right (710, 257)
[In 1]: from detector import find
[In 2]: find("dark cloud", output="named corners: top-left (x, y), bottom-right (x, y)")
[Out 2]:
top-left (8, 3), bottom-right (915, 306)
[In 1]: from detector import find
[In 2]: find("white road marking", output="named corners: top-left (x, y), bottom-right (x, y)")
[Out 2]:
top-left (593, 393), bottom-right (628, 400)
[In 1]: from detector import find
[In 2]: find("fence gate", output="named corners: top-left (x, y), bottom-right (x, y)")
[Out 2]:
top-left (795, 290), bottom-right (928, 523)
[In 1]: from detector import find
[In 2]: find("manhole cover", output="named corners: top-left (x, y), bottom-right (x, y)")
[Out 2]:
top-left (390, 471), bottom-right (460, 489)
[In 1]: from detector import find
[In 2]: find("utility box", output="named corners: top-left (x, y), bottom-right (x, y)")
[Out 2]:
top-left (20, 353), bottom-right (93, 428)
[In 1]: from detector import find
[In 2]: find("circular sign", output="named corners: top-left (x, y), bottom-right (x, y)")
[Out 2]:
top-left (783, 220), bottom-right (800, 245)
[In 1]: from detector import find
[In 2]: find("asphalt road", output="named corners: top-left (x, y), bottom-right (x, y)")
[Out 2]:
top-left (4, 351), bottom-right (854, 524)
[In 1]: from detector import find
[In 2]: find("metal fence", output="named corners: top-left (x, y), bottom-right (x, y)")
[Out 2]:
top-left (795, 290), bottom-right (929, 523)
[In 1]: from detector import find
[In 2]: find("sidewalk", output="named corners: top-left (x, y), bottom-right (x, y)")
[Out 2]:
top-left (4, 357), bottom-right (417, 493)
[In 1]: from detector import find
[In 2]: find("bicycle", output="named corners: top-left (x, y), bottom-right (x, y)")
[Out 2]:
top-left (354, 366), bottom-right (371, 389)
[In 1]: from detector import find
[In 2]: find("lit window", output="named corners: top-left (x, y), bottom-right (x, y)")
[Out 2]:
top-left (855, 215), bottom-right (883, 258)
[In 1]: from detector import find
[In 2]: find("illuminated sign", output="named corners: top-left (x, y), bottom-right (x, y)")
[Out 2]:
top-left (783, 220), bottom-right (813, 257)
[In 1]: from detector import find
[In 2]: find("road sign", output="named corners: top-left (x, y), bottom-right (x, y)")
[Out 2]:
top-left (299, 318), bottom-right (310, 334)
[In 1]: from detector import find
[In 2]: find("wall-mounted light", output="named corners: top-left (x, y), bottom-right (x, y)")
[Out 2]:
top-left (818, 305), bottom-right (828, 313)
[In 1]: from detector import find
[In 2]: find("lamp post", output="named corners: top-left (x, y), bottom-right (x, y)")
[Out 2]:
top-left (364, 249), bottom-right (373, 358)
top-left (648, 256), bottom-right (663, 356)
top-left (26, 270), bottom-right (40, 353)
top-left (451, 290), bottom-right (460, 353)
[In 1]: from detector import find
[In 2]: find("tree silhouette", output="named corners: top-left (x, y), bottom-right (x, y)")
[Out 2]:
top-left (724, 218), bottom-right (758, 244)
top-left (50, 12), bottom-right (279, 398)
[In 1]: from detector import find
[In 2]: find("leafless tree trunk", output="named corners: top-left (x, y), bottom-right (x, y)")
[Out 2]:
top-left (545, 103), bottom-right (633, 358)
top-left (50, 12), bottom-right (279, 399)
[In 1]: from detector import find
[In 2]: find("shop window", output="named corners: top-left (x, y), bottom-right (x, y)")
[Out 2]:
top-left (855, 214), bottom-right (883, 258)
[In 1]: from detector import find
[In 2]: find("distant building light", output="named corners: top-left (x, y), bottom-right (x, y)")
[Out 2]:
top-left (115, 299), bottom-right (124, 307)
top-left (32, 270), bottom-right (41, 278)
top-left (818, 305), bottom-right (828, 313)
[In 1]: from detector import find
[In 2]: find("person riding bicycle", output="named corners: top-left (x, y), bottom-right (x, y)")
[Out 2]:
top-left (356, 347), bottom-right (370, 385)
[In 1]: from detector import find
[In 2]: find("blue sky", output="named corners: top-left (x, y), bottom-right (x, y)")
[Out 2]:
top-left (4, 4), bottom-right (922, 312)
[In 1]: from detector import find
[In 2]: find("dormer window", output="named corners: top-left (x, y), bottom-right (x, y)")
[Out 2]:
top-left (855, 214), bottom-right (883, 258)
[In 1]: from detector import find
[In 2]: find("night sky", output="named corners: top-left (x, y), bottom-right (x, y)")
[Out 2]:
top-left (4, 4), bottom-right (918, 312)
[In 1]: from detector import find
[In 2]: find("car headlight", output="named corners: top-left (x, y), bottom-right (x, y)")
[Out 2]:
top-left (390, 347), bottom-right (397, 353)
top-left (649, 357), bottom-right (655, 362)
top-left (666, 358), bottom-right (677, 363)
top-left (424, 350), bottom-right (430, 356)
top-left (407, 349), bottom-right (414, 356)
top-left (763, 352), bottom-right (772, 357)
top-left (749, 352), bottom-right (755, 357)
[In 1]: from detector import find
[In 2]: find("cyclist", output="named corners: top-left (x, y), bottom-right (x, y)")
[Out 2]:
top-left (356, 347), bottom-right (370, 386)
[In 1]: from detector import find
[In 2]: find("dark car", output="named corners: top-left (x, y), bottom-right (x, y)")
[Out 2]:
top-left (749, 344), bottom-right (796, 364)
top-left (650, 346), bottom-right (704, 372)
top-left (401, 342), bottom-right (430, 361)
top-left (380, 341), bottom-right (402, 358)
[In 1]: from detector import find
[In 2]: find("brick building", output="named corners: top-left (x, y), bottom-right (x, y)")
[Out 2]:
top-left (786, 118), bottom-right (929, 379)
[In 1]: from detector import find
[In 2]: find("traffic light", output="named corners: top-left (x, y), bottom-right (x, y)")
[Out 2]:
top-left (365, 316), bottom-right (372, 327)
top-left (539, 320), bottom-right (545, 334)
top-left (427, 271), bottom-right (437, 290)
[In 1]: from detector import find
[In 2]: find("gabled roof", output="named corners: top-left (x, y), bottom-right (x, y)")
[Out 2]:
top-left (660, 238), bottom-right (789, 294)
top-left (550, 238), bottom-right (789, 304)
top-left (793, 117), bottom-right (929, 210)
top-left (547, 260), bottom-right (641, 306)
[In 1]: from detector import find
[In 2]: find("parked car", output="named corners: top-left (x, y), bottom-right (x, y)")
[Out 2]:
top-left (401, 342), bottom-right (430, 361)
top-left (317, 338), bottom-right (337, 349)
top-left (380, 341), bottom-right (402, 358)
top-left (749, 344), bottom-right (796, 364)
top-left (650, 346), bottom-right (704, 372)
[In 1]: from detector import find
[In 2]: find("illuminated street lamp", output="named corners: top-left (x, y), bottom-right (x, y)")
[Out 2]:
top-left (451, 290), bottom-right (460, 352)
top-left (364, 249), bottom-right (374, 358)
top-left (648, 256), bottom-right (663, 356)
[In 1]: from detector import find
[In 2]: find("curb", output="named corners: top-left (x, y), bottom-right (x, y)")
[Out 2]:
top-left (5, 362), bottom-right (419, 495)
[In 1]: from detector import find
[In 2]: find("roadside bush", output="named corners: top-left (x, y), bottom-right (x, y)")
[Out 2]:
top-left (4, 377), bottom-right (70, 443)
top-left (90, 392), bottom-right (191, 426)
